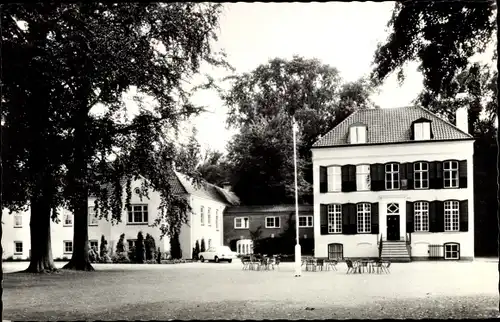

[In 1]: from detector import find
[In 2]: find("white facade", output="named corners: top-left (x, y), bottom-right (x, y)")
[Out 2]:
top-left (2, 176), bottom-right (231, 260)
top-left (312, 139), bottom-right (475, 260)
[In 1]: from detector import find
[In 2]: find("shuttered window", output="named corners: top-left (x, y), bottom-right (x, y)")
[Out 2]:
top-left (444, 201), bottom-right (459, 231)
top-left (356, 203), bottom-right (371, 233)
top-left (443, 161), bottom-right (459, 188)
top-left (414, 201), bottom-right (429, 232)
top-left (414, 162), bottom-right (429, 189)
top-left (327, 166), bottom-right (342, 192)
top-left (385, 163), bottom-right (400, 190)
top-left (327, 204), bottom-right (342, 233)
top-left (356, 164), bottom-right (371, 191)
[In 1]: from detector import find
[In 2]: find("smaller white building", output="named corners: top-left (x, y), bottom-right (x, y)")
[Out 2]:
top-left (2, 169), bottom-right (239, 260)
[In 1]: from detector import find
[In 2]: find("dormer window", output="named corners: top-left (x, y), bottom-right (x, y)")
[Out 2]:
top-left (412, 118), bottom-right (432, 141)
top-left (349, 124), bottom-right (367, 144)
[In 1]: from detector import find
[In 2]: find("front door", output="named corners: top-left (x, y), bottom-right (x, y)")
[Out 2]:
top-left (386, 215), bottom-right (400, 241)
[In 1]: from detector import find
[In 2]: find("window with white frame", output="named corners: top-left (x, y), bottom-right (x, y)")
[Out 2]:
top-left (357, 203), bottom-right (371, 233)
top-left (414, 162), bottom-right (429, 189)
top-left (414, 122), bottom-right (431, 140)
top-left (234, 217), bottom-right (249, 229)
top-left (298, 215), bottom-right (313, 228)
top-left (327, 166), bottom-right (341, 192)
top-left (64, 241), bottom-right (73, 253)
top-left (88, 206), bottom-right (99, 226)
top-left (127, 204), bottom-right (148, 224)
top-left (443, 161), bottom-right (459, 188)
top-left (200, 206), bottom-right (205, 226)
top-left (265, 216), bottom-right (280, 228)
top-left (89, 240), bottom-right (98, 251)
top-left (215, 209), bottom-right (219, 231)
top-left (14, 241), bottom-right (23, 254)
top-left (14, 215), bottom-right (22, 228)
top-left (444, 201), bottom-right (459, 231)
top-left (64, 213), bottom-right (73, 226)
top-left (349, 125), bottom-right (367, 144)
top-left (327, 204), bottom-right (342, 233)
top-left (414, 202), bottom-right (429, 232)
top-left (208, 207), bottom-right (211, 226)
top-left (356, 164), bottom-right (371, 191)
top-left (385, 163), bottom-right (400, 190)
top-left (444, 243), bottom-right (460, 260)
top-left (387, 203), bottom-right (399, 214)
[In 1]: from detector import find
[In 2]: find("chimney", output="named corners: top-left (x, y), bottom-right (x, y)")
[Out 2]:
top-left (455, 106), bottom-right (469, 134)
top-left (222, 182), bottom-right (231, 191)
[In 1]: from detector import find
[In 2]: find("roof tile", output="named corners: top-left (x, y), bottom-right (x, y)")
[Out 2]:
top-left (312, 106), bottom-right (473, 148)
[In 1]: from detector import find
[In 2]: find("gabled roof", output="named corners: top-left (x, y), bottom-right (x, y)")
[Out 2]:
top-left (173, 171), bottom-right (240, 206)
top-left (312, 106), bottom-right (473, 148)
top-left (225, 204), bottom-right (313, 214)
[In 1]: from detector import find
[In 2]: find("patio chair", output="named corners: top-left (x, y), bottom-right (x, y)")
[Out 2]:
top-left (374, 259), bottom-right (383, 274)
top-left (241, 257), bottom-right (250, 270)
top-left (359, 260), bottom-right (369, 274)
top-left (345, 259), bottom-right (357, 274)
top-left (381, 261), bottom-right (391, 274)
top-left (306, 258), bottom-right (316, 272)
top-left (327, 259), bottom-right (338, 271)
top-left (273, 256), bottom-right (281, 270)
top-left (316, 259), bottom-right (325, 271)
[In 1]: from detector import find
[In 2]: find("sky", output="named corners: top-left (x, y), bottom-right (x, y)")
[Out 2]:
top-left (187, 2), bottom-right (423, 155)
top-left (167, 3), bottom-right (495, 155)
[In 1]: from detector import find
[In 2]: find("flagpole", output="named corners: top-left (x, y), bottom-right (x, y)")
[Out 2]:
top-left (292, 117), bottom-right (302, 277)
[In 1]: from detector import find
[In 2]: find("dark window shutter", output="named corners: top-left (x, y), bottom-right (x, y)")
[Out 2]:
top-left (435, 201), bottom-right (444, 232)
top-left (370, 163), bottom-right (384, 191)
top-left (371, 202), bottom-right (379, 234)
top-left (341, 165), bottom-right (349, 192)
top-left (435, 162), bottom-right (443, 189)
top-left (320, 204), bottom-right (328, 234)
top-left (459, 160), bottom-right (468, 188)
top-left (459, 200), bottom-right (468, 232)
top-left (342, 204), bottom-right (350, 234)
top-left (429, 201), bottom-right (438, 232)
top-left (320, 166), bottom-right (327, 193)
top-left (348, 165), bottom-right (357, 191)
top-left (406, 201), bottom-right (414, 233)
top-left (276, 216), bottom-right (280, 228)
top-left (348, 203), bottom-right (356, 234)
top-left (429, 162), bottom-right (437, 189)
top-left (407, 163), bottom-right (414, 189)
top-left (400, 163), bottom-right (407, 181)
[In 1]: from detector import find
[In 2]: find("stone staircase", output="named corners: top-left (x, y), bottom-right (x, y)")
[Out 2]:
top-left (380, 241), bottom-right (411, 262)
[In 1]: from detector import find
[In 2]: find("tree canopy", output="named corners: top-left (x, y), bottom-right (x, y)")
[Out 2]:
top-left (1, 3), bottom-right (228, 271)
top-left (371, 1), bottom-right (496, 96)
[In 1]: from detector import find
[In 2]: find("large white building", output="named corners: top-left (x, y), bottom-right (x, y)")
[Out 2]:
top-left (311, 106), bottom-right (474, 261)
top-left (2, 168), bottom-right (239, 260)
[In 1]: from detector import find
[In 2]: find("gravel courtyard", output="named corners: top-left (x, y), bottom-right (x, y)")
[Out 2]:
top-left (2, 259), bottom-right (499, 320)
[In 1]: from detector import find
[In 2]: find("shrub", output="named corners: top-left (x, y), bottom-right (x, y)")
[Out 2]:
top-left (193, 240), bottom-right (200, 260)
top-left (156, 247), bottom-right (162, 264)
top-left (135, 231), bottom-right (146, 264)
top-left (112, 252), bottom-right (130, 263)
top-left (170, 232), bottom-right (182, 259)
top-left (200, 238), bottom-right (206, 253)
top-left (145, 234), bottom-right (156, 261)
top-left (145, 259), bottom-right (156, 264)
top-left (116, 233), bottom-right (126, 253)
top-left (100, 235), bottom-right (109, 258)
top-left (100, 253), bottom-right (112, 263)
top-left (128, 246), bottom-right (136, 263)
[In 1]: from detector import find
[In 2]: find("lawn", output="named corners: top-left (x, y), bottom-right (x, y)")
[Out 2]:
top-left (2, 259), bottom-right (499, 320)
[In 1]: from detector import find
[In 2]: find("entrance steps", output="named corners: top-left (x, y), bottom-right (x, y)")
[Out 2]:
top-left (381, 241), bottom-right (411, 262)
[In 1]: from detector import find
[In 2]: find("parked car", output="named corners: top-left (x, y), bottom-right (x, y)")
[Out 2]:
top-left (198, 246), bottom-right (237, 263)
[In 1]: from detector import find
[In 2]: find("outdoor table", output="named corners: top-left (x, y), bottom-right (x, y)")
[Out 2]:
top-left (358, 259), bottom-right (375, 273)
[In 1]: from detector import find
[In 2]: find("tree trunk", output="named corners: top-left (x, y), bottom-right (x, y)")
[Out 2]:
top-left (62, 189), bottom-right (93, 271)
top-left (25, 196), bottom-right (58, 273)
top-left (1, 211), bottom-right (4, 320)
top-left (63, 116), bottom-right (94, 271)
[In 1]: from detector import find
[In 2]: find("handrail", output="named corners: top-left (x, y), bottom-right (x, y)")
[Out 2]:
top-left (378, 234), bottom-right (383, 258)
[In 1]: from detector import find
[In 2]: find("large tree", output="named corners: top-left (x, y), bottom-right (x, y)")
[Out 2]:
top-left (221, 56), bottom-right (377, 202)
top-left (226, 112), bottom-right (310, 205)
top-left (371, 1), bottom-right (498, 311)
top-left (1, 3), bottom-right (228, 271)
top-left (371, 1), bottom-right (496, 96)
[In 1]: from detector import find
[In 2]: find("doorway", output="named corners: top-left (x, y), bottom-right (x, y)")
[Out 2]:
top-left (386, 215), bottom-right (400, 240)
